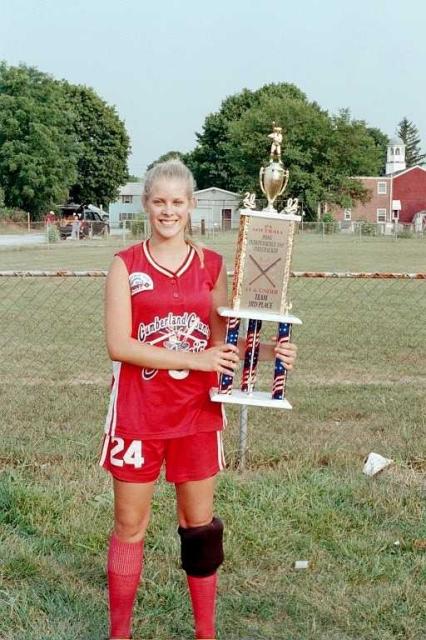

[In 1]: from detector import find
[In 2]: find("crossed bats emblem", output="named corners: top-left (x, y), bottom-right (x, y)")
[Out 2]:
top-left (141, 315), bottom-right (205, 381)
top-left (248, 254), bottom-right (281, 288)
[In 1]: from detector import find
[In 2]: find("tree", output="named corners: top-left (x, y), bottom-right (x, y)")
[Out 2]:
top-left (0, 63), bottom-right (78, 217)
top-left (146, 150), bottom-right (187, 172)
top-left (0, 63), bottom-right (131, 218)
top-left (64, 84), bottom-right (130, 206)
top-left (187, 85), bottom-right (386, 217)
top-left (397, 117), bottom-right (426, 167)
top-left (187, 83), bottom-right (309, 191)
top-left (224, 101), bottom-right (383, 217)
top-left (366, 126), bottom-right (389, 175)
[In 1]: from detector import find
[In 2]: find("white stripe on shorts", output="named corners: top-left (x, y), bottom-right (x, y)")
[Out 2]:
top-left (104, 361), bottom-right (122, 437)
top-left (99, 433), bottom-right (110, 467)
top-left (216, 431), bottom-right (225, 471)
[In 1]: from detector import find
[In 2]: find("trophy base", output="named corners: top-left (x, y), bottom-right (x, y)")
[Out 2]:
top-left (210, 388), bottom-right (292, 409)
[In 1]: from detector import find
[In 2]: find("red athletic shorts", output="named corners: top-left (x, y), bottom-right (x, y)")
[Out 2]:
top-left (99, 430), bottom-right (226, 484)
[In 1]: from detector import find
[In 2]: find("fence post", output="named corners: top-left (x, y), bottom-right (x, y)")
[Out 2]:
top-left (238, 405), bottom-right (249, 470)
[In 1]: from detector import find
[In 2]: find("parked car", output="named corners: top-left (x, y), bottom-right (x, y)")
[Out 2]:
top-left (59, 208), bottom-right (110, 240)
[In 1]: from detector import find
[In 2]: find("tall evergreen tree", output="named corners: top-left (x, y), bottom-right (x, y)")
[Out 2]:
top-left (397, 117), bottom-right (426, 167)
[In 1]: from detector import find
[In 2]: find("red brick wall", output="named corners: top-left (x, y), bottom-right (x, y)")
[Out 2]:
top-left (393, 167), bottom-right (426, 223)
top-left (333, 178), bottom-right (391, 222)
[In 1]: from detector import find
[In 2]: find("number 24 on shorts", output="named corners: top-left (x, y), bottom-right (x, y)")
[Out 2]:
top-left (110, 437), bottom-right (144, 468)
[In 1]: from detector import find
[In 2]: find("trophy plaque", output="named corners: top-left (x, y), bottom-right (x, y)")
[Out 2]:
top-left (210, 123), bottom-right (302, 409)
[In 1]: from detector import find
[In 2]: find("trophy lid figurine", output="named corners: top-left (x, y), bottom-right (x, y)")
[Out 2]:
top-left (210, 123), bottom-right (302, 409)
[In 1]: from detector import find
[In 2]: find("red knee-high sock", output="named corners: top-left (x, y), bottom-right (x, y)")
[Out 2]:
top-left (107, 534), bottom-right (144, 640)
top-left (187, 573), bottom-right (217, 639)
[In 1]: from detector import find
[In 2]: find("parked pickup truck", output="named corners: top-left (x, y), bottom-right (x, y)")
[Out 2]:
top-left (59, 206), bottom-right (110, 240)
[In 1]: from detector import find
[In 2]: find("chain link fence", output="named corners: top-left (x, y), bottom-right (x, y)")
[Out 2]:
top-left (1, 219), bottom-right (425, 246)
top-left (1, 270), bottom-right (425, 465)
top-left (1, 271), bottom-right (425, 385)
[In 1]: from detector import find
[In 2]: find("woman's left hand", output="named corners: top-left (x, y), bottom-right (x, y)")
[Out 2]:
top-left (272, 338), bottom-right (297, 370)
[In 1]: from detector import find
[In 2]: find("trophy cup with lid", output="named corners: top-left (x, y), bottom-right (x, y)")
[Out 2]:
top-left (210, 123), bottom-right (302, 409)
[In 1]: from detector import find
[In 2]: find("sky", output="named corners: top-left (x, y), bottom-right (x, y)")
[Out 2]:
top-left (1, 0), bottom-right (425, 176)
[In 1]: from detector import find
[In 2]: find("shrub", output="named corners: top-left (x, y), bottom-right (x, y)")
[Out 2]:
top-left (130, 215), bottom-right (148, 237)
top-left (397, 227), bottom-right (414, 239)
top-left (359, 220), bottom-right (376, 236)
top-left (46, 224), bottom-right (59, 243)
top-left (321, 213), bottom-right (338, 234)
top-left (0, 208), bottom-right (29, 224)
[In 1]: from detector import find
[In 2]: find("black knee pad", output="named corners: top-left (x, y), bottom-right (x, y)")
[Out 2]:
top-left (178, 516), bottom-right (224, 577)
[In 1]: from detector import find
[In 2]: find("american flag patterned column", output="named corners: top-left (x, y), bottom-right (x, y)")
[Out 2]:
top-left (241, 319), bottom-right (262, 393)
top-left (218, 317), bottom-right (240, 394)
top-left (272, 322), bottom-right (291, 400)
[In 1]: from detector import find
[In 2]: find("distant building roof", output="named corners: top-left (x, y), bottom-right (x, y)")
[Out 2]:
top-left (389, 137), bottom-right (404, 146)
top-left (194, 187), bottom-right (239, 198)
top-left (119, 182), bottom-right (145, 197)
top-left (390, 165), bottom-right (426, 177)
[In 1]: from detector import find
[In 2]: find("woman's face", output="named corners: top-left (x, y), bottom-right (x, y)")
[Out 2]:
top-left (145, 178), bottom-right (193, 242)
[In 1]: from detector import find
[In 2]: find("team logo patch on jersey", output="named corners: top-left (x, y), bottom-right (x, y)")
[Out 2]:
top-left (129, 272), bottom-right (154, 295)
top-left (139, 312), bottom-right (210, 382)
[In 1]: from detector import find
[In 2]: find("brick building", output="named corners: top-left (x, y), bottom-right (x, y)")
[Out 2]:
top-left (334, 138), bottom-right (426, 231)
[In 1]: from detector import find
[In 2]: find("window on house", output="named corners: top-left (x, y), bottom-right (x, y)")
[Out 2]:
top-left (377, 208), bottom-right (387, 222)
top-left (344, 208), bottom-right (351, 221)
top-left (119, 212), bottom-right (138, 221)
top-left (395, 148), bottom-right (400, 155)
top-left (122, 195), bottom-right (133, 204)
top-left (393, 210), bottom-right (399, 220)
top-left (377, 182), bottom-right (387, 195)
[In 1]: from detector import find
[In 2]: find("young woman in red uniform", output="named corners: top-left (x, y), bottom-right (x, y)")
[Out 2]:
top-left (100, 159), bottom-right (297, 640)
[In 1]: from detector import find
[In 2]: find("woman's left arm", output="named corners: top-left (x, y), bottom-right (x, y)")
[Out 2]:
top-left (209, 262), bottom-right (297, 371)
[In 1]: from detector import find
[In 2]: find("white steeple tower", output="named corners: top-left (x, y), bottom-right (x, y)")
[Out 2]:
top-left (386, 137), bottom-right (406, 175)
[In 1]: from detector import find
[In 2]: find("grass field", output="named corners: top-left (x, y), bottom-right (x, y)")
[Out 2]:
top-left (0, 229), bottom-right (425, 272)
top-left (0, 234), bottom-right (425, 639)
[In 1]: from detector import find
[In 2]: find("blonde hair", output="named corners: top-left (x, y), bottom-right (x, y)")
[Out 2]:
top-left (143, 159), bottom-right (204, 266)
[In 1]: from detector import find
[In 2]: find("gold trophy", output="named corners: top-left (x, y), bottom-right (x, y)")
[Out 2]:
top-left (259, 122), bottom-right (289, 211)
top-left (210, 124), bottom-right (302, 409)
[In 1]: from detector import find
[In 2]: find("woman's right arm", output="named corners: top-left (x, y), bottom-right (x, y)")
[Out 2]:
top-left (105, 257), bottom-right (239, 375)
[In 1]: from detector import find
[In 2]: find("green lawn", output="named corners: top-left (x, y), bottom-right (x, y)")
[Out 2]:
top-left (0, 234), bottom-right (425, 639)
top-left (0, 230), bottom-right (425, 272)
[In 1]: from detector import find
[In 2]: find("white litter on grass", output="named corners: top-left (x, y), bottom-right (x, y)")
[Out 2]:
top-left (363, 452), bottom-right (393, 477)
top-left (294, 560), bottom-right (309, 570)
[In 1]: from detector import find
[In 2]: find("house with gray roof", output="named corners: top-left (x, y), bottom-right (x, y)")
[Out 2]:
top-left (108, 182), bottom-right (144, 227)
top-left (108, 183), bottom-right (241, 231)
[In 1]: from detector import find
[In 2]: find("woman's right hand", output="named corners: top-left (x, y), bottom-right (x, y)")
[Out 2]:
top-left (191, 344), bottom-right (240, 375)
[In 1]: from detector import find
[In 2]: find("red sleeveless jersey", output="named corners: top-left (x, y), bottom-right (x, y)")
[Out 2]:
top-left (104, 240), bottom-right (225, 439)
